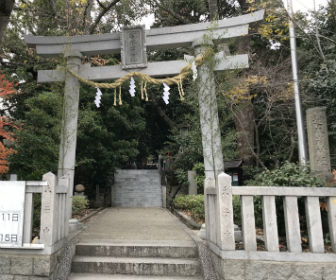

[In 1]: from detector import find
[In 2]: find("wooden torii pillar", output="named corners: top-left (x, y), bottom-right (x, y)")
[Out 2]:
top-left (24, 10), bottom-right (264, 221)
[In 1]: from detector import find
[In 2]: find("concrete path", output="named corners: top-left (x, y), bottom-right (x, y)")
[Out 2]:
top-left (78, 208), bottom-right (194, 245)
top-left (70, 208), bottom-right (202, 280)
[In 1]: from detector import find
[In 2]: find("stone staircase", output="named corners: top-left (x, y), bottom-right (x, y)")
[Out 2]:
top-left (69, 242), bottom-right (203, 280)
top-left (112, 169), bottom-right (162, 207)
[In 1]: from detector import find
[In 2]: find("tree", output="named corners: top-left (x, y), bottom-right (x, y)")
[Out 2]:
top-left (11, 0), bottom-right (149, 36)
top-left (299, 2), bottom-right (336, 169)
top-left (8, 91), bottom-right (61, 179)
top-left (0, 72), bottom-right (18, 174)
top-left (0, 117), bottom-right (17, 175)
top-left (74, 84), bottom-right (146, 199)
top-left (2, 0), bottom-right (149, 189)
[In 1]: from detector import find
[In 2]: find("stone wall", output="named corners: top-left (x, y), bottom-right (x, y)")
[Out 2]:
top-left (209, 249), bottom-right (336, 280)
top-left (112, 169), bottom-right (162, 207)
top-left (0, 236), bottom-right (77, 280)
top-left (0, 250), bottom-right (61, 280)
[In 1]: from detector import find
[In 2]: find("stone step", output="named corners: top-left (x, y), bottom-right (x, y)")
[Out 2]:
top-left (115, 174), bottom-right (160, 180)
top-left (114, 178), bottom-right (160, 183)
top-left (114, 183), bottom-right (161, 188)
top-left (75, 243), bottom-right (198, 258)
top-left (69, 273), bottom-right (203, 280)
top-left (71, 256), bottom-right (201, 276)
top-left (115, 174), bottom-right (160, 179)
top-left (115, 170), bottom-right (160, 175)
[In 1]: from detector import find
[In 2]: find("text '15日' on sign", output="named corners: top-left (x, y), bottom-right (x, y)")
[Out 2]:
top-left (0, 181), bottom-right (25, 248)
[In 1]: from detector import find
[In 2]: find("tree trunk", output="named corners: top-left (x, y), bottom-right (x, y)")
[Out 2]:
top-left (0, 0), bottom-right (15, 42)
top-left (208, 0), bottom-right (218, 20)
top-left (83, 0), bottom-right (94, 35)
top-left (232, 0), bottom-right (256, 167)
top-left (233, 101), bottom-right (255, 166)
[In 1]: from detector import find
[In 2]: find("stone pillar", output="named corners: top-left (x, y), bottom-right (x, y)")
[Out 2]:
top-left (193, 39), bottom-right (224, 180)
top-left (306, 107), bottom-right (331, 179)
top-left (57, 49), bottom-right (82, 220)
top-left (10, 174), bottom-right (17, 181)
top-left (40, 172), bottom-right (57, 247)
top-left (162, 185), bottom-right (167, 208)
top-left (217, 172), bottom-right (235, 250)
top-left (188, 171), bottom-right (197, 195)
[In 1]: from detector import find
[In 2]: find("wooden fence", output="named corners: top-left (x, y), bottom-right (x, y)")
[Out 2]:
top-left (205, 172), bottom-right (336, 259)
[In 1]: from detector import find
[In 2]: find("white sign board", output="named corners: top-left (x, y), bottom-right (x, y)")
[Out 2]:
top-left (0, 181), bottom-right (25, 248)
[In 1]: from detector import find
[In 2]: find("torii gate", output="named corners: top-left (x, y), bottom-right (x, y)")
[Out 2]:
top-left (24, 10), bottom-right (264, 230)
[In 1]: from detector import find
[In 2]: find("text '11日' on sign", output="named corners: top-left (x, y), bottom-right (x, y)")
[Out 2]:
top-left (0, 181), bottom-right (25, 248)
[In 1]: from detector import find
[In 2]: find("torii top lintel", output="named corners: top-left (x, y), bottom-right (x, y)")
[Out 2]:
top-left (24, 10), bottom-right (264, 57)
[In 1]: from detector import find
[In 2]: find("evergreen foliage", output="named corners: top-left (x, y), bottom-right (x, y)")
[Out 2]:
top-left (72, 196), bottom-right (89, 216)
top-left (9, 91), bottom-right (62, 179)
top-left (173, 194), bottom-right (205, 222)
top-left (248, 161), bottom-right (324, 187)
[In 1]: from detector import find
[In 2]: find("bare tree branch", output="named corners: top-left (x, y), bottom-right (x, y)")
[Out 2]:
top-left (151, 0), bottom-right (188, 24)
top-left (89, 0), bottom-right (121, 34)
top-left (282, 7), bottom-right (335, 60)
top-left (152, 99), bottom-right (176, 129)
top-left (96, 0), bottom-right (106, 10)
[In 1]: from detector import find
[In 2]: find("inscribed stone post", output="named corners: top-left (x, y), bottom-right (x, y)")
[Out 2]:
top-left (188, 171), bottom-right (197, 195)
top-left (306, 107), bottom-right (331, 180)
top-left (193, 39), bottom-right (224, 180)
top-left (216, 172), bottom-right (235, 250)
top-left (57, 50), bottom-right (82, 220)
top-left (40, 172), bottom-right (57, 247)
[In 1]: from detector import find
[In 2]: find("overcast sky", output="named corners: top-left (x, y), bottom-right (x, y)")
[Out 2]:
top-left (284, 0), bottom-right (329, 12)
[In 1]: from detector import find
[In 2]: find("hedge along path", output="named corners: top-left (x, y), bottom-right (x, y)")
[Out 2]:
top-left (65, 48), bottom-right (212, 106)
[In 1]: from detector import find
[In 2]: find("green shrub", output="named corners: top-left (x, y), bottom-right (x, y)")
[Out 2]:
top-left (232, 195), bottom-right (241, 226)
top-left (173, 162), bottom-right (324, 234)
top-left (173, 194), bottom-right (205, 222)
top-left (173, 194), bottom-right (240, 226)
top-left (248, 161), bottom-right (324, 187)
top-left (72, 196), bottom-right (89, 216)
top-left (247, 161), bottom-right (324, 234)
top-left (33, 194), bottom-right (41, 238)
top-left (175, 168), bottom-right (188, 188)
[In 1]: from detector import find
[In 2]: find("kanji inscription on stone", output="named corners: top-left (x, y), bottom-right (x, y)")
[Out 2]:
top-left (121, 25), bottom-right (147, 69)
top-left (307, 107), bottom-right (331, 176)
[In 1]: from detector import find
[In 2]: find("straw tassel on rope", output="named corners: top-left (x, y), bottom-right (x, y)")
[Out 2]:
top-left (113, 88), bottom-right (117, 106)
top-left (144, 81), bottom-right (148, 101)
top-left (119, 86), bottom-right (122, 105)
top-left (141, 80), bottom-right (144, 100)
